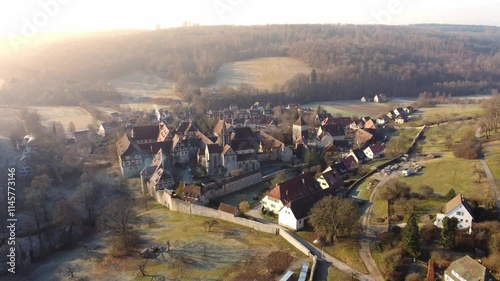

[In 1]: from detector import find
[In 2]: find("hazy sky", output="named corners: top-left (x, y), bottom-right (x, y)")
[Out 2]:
top-left (0, 0), bottom-right (499, 36)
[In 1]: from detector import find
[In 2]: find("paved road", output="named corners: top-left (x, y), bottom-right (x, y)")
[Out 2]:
top-left (249, 203), bottom-right (374, 280)
top-left (283, 229), bottom-right (374, 281)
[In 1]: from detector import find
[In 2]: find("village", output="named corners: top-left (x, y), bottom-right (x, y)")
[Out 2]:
top-left (5, 92), bottom-right (500, 281)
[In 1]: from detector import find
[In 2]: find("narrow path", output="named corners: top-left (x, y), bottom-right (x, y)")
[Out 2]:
top-left (358, 176), bottom-right (386, 281)
top-left (476, 128), bottom-right (500, 212)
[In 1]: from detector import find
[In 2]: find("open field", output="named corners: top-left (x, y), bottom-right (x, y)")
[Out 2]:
top-left (304, 100), bottom-right (396, 118)
top-left (111, 70), bottom-right (179, 101)
top-left (402, 104), bottom-right (482, 127)
top-left (484, 140), bottom-right (500, 182)
top-left (214, 57), bottom-right (312, 90)
top-left (421, 121), bottom-right (477, 153)
top-left (29, 106), bottom-right (97, 132)
top-left (399, 152), bottom-right (489, 199)
top-left (23, 185), bottom-right (305, 281)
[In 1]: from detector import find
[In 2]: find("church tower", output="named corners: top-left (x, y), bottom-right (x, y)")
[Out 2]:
top-left (292, 116), bottom-right (308, 142)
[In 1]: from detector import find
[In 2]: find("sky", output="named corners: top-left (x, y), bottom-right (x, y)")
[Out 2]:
top-left (0, 0), bottom-right (499, 35)
top-left (0, 0), bottom-right (499, 53)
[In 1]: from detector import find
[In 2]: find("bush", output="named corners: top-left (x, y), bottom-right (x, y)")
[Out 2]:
top-left (453, 139), bottom-right (479, 159)
top-left (405, 273), bottom-right (423, 281)
top-left (381, 247), bottom-right (404, 273)
top-left (420, 222), bottom-right (440, 242)
top-left (430, 251), bottom-right (452, 270)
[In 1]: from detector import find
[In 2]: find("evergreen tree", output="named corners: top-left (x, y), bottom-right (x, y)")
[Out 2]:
top-left (402, 213), bottom-right (421, 258)
top-left (444, 188), bottom-right (456, 200)
top-left (310, 68), bottom-right (317, 84)
top-left (440, 217), bottom-right (458, 249)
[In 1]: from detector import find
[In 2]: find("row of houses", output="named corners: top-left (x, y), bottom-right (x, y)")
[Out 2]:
top-left (117, 119), bottom-right (292, 178)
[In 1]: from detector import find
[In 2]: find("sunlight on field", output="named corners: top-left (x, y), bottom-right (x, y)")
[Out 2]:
top-left (214, 57), bottom-right (312, 90)
top-left (30, 106), bottom-right (96, 131)
top-left (111, 70), bottom-right (179, 100)
top-left (304, 100), bottom-right (397, 117)
top-left (400, 152), bottom-right (489, 199)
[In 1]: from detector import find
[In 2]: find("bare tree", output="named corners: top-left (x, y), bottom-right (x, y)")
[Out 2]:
top-left (29, 174), bottom-right (52, 222)
top-left (53, 198), bottom-right (81, 246)
top-left (76, 182), bottom-right (98, 227)
top-left (99, 197), bottom-right (138, 256)
top-left (205, 220), bottom-right (218, 232)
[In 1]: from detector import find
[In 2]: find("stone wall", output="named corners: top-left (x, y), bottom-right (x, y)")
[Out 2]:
top-left (202, 170), bottom-right (263, 201)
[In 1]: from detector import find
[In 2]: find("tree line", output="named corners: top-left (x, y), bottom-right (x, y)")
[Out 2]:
top-left (1, 24), bottom-right (500, 106)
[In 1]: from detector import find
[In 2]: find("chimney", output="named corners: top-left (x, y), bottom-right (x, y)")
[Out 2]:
top-left (302, 178), bottom-right (305, 185)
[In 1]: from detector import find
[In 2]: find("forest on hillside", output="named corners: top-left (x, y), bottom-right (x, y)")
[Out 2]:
top-left (1, 24), bottom-right (499, 106)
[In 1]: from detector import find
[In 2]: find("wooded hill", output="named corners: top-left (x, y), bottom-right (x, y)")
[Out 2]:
top-left (1, 24), bottom-right (499, 106)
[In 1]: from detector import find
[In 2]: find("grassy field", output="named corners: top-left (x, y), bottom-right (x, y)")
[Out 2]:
top-left (421, 121), bottom-right (477, 153)
top-left (297, 231), bottom-right (367, 273)
top-left (214, 57), bottom-right (312, 90)
top-left (328, 265), bottom-right (358, 281)
top-left (484, 140), bottom-right (500, 181)
top-left (403, 104), bottom-right (482, 127)
top-left (400, 152), bottom-right (489, 199)
top-left (26, 183), bottom-right (306, 281)
top-left (29, 106), bottom-right (97, 132)
top-left (304, 100), bottom-right (395, 118)
top-left (111, 70), bottom-right (179, 101)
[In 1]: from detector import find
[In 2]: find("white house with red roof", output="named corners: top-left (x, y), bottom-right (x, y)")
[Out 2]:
top-left (261, 173), bottom-right (322, 214)
top-left (434, 194), bottom-right (474, 230)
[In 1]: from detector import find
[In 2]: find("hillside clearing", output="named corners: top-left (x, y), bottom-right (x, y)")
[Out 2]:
top-left (111, 70), bottom-right (179, 101)
top-left (214, 57), bottom-right (312, 90)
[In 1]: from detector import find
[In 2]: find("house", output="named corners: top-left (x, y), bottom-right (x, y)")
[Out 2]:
top-left (354, 129), bottom-right (374, 147)
top-left (376, 115), bottom-right (391, 126)
top-left (444, 255), bottom-right (495, 281)
top-left (324, 143), bottom-right (340, 156)
top-left (395, 115), bottom-right (407, 124)
top-left (341, 156), bottom-right (358, 171)
top-left (328, 162), bottom-right (349, 179)
top-left (348, 149), bottom-right (367, 163)
top-left (98, 122), bottom-right (119, 137)
top-left (262, 173), bottom-right (322, 214)
top-left (404, 106), bottom-right (415, 114)
top-left (218, 203), bottom-right (240, 217)
top-left (361, 96), bottom-right (367, 102)
top-left (180, 185), bottom-right (203, 203)
top-left (374, 94), bottom-right (387, 103)
top-left (318, 125), bottom-right (346, 141)
top-left (393, 108), bottom-right (405, 117)
top-left (316, 132), bottom-right (334, 149)
top-left (386, 111), bottom-right (395, 120)
top-left (315, 113), bottom-right (333, 122)
top-left (363, 143), bottom-right (385, 160)
top-left (257, 131), bottom-right (292, 162)
top-left (278, 189), bottom-right (333, 231)
top-left (434, 194), bottom-right (474, 230)
top-left (317, 169), bottom-right (343, 191)
top-left (293, 117), bottom-right (308, 143)
top-left (363, 119), bottom-right (377, 130)
top-left (117, 134), bottom-right (147, 178)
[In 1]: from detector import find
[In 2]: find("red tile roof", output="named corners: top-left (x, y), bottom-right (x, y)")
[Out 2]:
top-left (267, 174), bottom-right (322, 204)
top-left (218, 203), bottom-right (239, 215)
